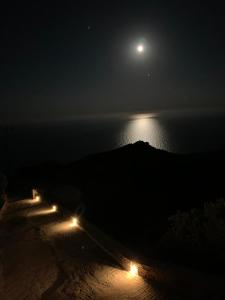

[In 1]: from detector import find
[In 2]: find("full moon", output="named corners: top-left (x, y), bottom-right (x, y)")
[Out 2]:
top-left (137, 44), bottom-right (144, 53)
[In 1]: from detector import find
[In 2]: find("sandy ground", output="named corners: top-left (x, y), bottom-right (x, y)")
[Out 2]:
top-left (0, 198), bottom-right (225, 300)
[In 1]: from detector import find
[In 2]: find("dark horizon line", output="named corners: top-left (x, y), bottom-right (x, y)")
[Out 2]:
top-left (1, 105), bottom-right (225, 126)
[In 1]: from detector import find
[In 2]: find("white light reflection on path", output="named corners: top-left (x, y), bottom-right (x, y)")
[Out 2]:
top-left (119, 114), bottom-right (170, 150)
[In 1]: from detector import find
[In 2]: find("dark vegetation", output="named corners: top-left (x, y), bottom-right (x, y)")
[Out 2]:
top-left (7, 141), bottom-right (225, 275)
top-left (157, 198), bottom-right (225, 274)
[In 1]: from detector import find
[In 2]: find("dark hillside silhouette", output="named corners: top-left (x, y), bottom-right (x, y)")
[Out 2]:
top-left (9, 141), bottom-right (225, 273)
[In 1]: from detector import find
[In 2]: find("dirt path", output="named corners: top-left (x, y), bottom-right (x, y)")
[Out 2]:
top-left (0, 198), bottom-right (225, 300)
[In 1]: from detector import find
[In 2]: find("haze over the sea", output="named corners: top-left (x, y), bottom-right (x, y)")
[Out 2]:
top-left (1, 108), bottom-right (225, 171)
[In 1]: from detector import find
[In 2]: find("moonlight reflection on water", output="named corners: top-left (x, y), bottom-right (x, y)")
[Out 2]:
top-left (4, 110), bottom-right (225, 171)
top-left (119, 114), bottom-right (169, 150)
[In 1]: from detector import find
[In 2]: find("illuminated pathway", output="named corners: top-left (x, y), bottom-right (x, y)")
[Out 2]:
top-left (1, 198), bottom-right (225, 300)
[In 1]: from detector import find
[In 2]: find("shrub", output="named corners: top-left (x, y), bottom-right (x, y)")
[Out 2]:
top-left (157, 199), bottom-right (225, 270)
top-left (161, 199), bottom-right (225, 256)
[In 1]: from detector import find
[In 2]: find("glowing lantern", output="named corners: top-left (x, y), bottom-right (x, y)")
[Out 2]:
top-left (52, 205), bottom-right (57, 212)
top-left (32, 189), bottom-right (38, 199)
top-left (129, 262), bottom-right (138, 277)
top-left (35, 195), bottom-right (40, 202)
top-left (71, 217), bottom-right (79, 227)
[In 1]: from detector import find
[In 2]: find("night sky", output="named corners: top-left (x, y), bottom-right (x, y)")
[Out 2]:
top-left (1, 1), bottom-right (225, 123)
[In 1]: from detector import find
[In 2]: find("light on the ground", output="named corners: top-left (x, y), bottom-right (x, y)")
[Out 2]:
top-left (27, 207), bottom-right (58, 217)
top-left (32, 189), bottom-right (38, 199)
top-left (44, 219), bottom-right (80, 236)
top-left (35, 195), bottom-right (40, 202)
top-left (129, 262), bottom-right (138, 277)
top-left (52, 205), bottom-right (57, 212)
top-left (71, 217), bottom-right (79, 227)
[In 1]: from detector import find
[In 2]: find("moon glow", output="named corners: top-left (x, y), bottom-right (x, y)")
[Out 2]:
top-left (137, 44), bottom-right (144, 53)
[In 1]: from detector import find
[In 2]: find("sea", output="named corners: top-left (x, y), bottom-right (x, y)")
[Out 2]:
top-left (1, 108), bottom-right (225, 172)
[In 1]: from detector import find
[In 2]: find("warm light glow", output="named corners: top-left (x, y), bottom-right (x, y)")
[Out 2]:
top-left (27, 207), bottom-right (58, 217)
top-left (137, 44), bottom-right (144, 53)
top-left (71, 217), bottom-right (79, 227)
top-left (129, 263), bottom-right (138, 277)
top-left (43, 219), bottom-right (80, 236)
top-left (81, 266), bottom-right (150, 299)
top-left (35, 195), bottom-right (40, 202)
top-left (18, 199), bottom-right (42, 207)
top-left (32, 189), bottom-right (38, 199)
top-left (52, 205), bottom-right (57, 212)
